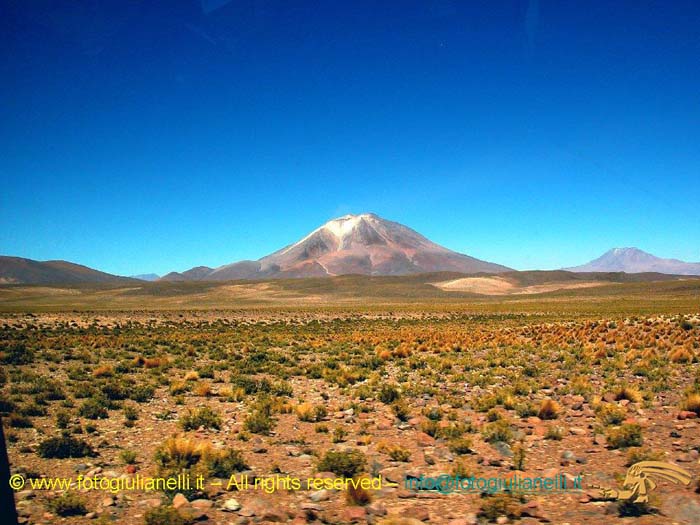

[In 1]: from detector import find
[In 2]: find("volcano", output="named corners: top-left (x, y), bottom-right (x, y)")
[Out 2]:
top-left (161, 213), bottom-right (511, 280)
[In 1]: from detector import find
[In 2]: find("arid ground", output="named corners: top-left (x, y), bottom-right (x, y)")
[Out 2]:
top-left (2, 277), bottom-right (700, 525)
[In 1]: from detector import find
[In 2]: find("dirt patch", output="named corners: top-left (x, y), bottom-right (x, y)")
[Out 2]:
top-left (432, 276), bottom-right (610, 295)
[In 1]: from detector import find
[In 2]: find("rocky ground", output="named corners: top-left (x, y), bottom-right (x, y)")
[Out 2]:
top-left (2, 311), bottom-right (700, 525)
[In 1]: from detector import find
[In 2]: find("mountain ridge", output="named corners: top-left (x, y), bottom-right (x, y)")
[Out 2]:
top-left (161, 213), bottom-right (512, 281)
top-left (0, 256), bottom-right (136, 285)
top-left (566, 247), bottom-right (700, 275)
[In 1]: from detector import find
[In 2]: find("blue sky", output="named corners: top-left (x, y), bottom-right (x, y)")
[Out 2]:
top-left (1, 1), bottom-right (699, 276)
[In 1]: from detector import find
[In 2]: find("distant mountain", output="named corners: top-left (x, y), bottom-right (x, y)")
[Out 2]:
top-left (0, 256), bottom-right (136, 284)
top-left (131, 273), bottom-right (160, 281)
top-left (566, 248), bottom-right (700, 275)
top-left (160, 266), bottom-right (214, 282)
top-left (161, 213), bottom-right (511, 281)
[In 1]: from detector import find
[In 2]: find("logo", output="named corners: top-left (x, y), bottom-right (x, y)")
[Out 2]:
top-left (595, 461), bottom-right (692, 503)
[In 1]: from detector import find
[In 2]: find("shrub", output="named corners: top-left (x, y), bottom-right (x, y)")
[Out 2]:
top-left (384, 445), bottom-right (411, 462)
top-left (8, 414), bottom-right (33, 428)
top-left (56, 410), bottom-right (71, 429)
top-left (244, 410), bottom-right (274, 435)
top-left (93, 365), bottom-right (113, 378)
top-left (378, 384), bottom-right (401, 404)
top-left (129, 384), bottom-right (155, 403)
top-left (669, 347), bottom-right (694, 363)
top-left (451, 459), bottom-right (476, 479)
top-left (0, 394), bottom-right (15, 414)
top-left (205, 448), bottom-right (248, 477)
top-left (482, 420), bottom-right (514, 444)
top-left (606, 423), bottom-right (643, 449)
top-left (478, 494), bottom-right (523, 521)
top-left (681, 393), bottom-right (700, 416)
top-left (537, 399), bottom-right (560, 420)
top-left (296, 403), bottom-right (326, 422)
top-left (144, 506), bottom-right (185, 525)
top-left (346, 479), bottom-right (373, 506)
top-left (613, 385), bottom-right (642, 403)
top-left (38, 436), bottom-right (95, 458)
top-left (332, 426), bottom-right (348, 443)
top-left (391, 400), bottom-right (410, 421)
top-left (596, 403), bottom-right (626, 426)
top-left (194, 382), bottom-right (213, 397)
top-left (420, 420), bottom-right (439, 438)
top-left (487, 408), bottom-right (504, 422)
top-left (120, 449), bottom-right (137, 464)
top-left (515, 402), bottom-right (538, 418)
top-left (47, 493), bottom-right (87, 517)
top-left (448, 437), bottom-right (474, 455)
top-left (123, 405), bottom-right (139, 421)
top-left (513, 443), bottom-right (526, 470)
top-left (155, 437), bottom-right (207, 470)
top-left (169, 381), bottom-right (190, 396)
top-left (0, 342), bottom-right (34, 365)
top-left (317, 449), bottom-right (367, 478)
top-left (425, 407), bottom-right (442, 421)
top-left (101, 381), bottom-right (129, 401)
top-left (625, 447), bottom-right (663, 466)
top-left (19, 402), bottom-right (46, 417)
top-left (79, 398), bottom-right (108, 420)
top-left (680, 319), bottom-right (694, 331)
top-left (545, 425), bottom-right (564, 440)
top-left (180, 407), bottom-right (222, 431)
top-left (386, 447), bottom-right (410, 463)
top-left (184, 371), bottom-right (199, 381)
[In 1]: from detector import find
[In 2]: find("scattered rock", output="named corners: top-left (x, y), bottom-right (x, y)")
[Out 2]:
top-left (220, 498), bottom-right (241, 512)
top-left (190, 499), bottom-right (213, 510)
top-left (172, 493), bottom-right (188, 509)
top-left (309, 489), bottom-right (330, 502)
top-left (343, 506), bottom-right (367, 522)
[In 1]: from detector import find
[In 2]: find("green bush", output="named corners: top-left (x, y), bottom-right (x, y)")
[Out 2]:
top-left (378, 384), bottom-right (401, 404)
top-left (317, 449), bottom-right (367, 478)
top-left (144, 506), bottom-right (185, 525)
top-left (8, 414), bottom-right (33, 428)
top-left (244, 410), bottom-right (274, 435)
top-left (606, 423), bottom-right (643, 449)
top-left (482, 420), bottom-right (514, 444)
top-left (124, 405), bottom-right (139, 421)
top-left (130, 384), bottom-right (155, 403)
top-left (0, 342), bottom-right (34, 365)
top-left (47, 493), bottom-right (87, 516)
top-left (180, 407), bottom-right (222, 431)
top-left (478, 494), bottom-right (523, 521)
top-left (448, 437), bottom-right (474, 455)
top-left (120, 449), bottom-right (137, 464)
top-left (205, 448), bottom-right (248, 477)
top-left (79, 398), bottom-right (108, 420)
top-left (596, 403), bottom-right (626, 426)
top-left (38, 436), bottom-right (95, 458)
top-left (391, 400), bottom-right (410, 421)
top-left (388, 446), bottom-right (411, 462)
top-left (56, 410), bottom-right (71, 429)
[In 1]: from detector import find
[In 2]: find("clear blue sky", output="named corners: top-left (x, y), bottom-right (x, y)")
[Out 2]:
top-left (1, 1), bottom-right (699, 276)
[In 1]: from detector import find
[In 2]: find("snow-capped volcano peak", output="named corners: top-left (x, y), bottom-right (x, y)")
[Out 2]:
top-left (320, 213), bottom-right (377, 241)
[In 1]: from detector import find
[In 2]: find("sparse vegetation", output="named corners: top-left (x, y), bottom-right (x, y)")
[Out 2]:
top-left (317, 449), bottom-right (367, 478)
top-left (46, 493), bottom-right (87, 517)
top-left (2, 306), bottom-right (699, 525)
top-left (38, 436), bottom-right (95, 458)
top-left (606, 423), bottom-right (643, 449)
